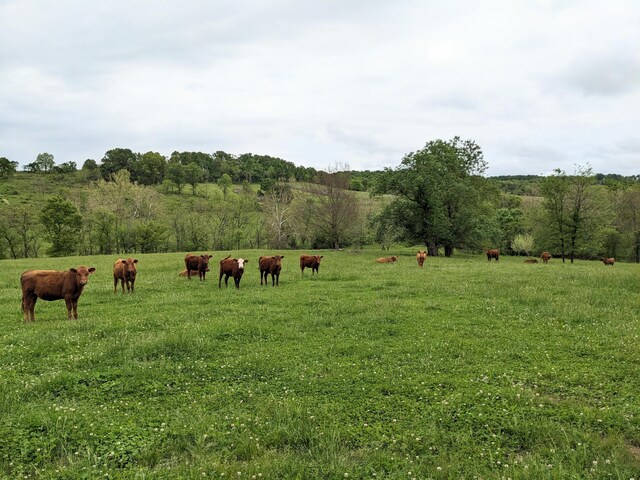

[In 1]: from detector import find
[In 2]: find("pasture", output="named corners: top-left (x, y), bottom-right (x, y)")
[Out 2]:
top-left (0, 250), bottom-right (639, 479)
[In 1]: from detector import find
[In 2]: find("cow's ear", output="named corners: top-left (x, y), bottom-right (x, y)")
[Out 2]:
top-left (88, 267), bottom-right (96, 273)
top-left (69, 268), bottom-right (77, 273)
top-left (244, 259), bottom-right (249, 263)
top-left (121, 259), bottom-right (127, 264)
top-left (134, 259), bottom-right (139, 263)
top-left (281, 255), bottom-right (284, 259)
top-left (320, 256), bottom-right (324, 258)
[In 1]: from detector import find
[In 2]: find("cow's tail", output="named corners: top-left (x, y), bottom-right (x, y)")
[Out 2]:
top-left (220, 255), bottom-right (231, 263)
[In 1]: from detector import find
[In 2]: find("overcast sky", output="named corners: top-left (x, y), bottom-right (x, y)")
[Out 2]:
top-left (1, 0), bottom-right (639, 176)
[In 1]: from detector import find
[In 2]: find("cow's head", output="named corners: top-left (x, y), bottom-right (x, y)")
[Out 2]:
top-left (121, 258), bottom-right (138, 274)
top-left (272, 255), bottom-right (284, 265)
top-left (70, 266), bottom-right (96, 286)
top-left (200, 254), bottom-right (212, 268)
top-left (237, 258), bottom-right (248, 270)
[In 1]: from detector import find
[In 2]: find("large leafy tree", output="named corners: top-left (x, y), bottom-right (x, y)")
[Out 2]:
top-left (40, 196), bottom-right (82, 256)
top-left (0, 157), bottom-right (18, 179)
top-left (373, 137), bottom-right (492, 256)
top-left (539, 166), bottom-right (596, 263)
top-left (132, 151), bottom-right (166, 185)
top-left (100, 148), bottom-right (136, 180)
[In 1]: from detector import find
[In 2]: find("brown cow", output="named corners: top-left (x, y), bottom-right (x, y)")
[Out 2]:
top-left (179, 266), bottom-right (210, 277)
top-left (416, 250), bottom-right (427, 268)
top-left (219, 256), bottom-right (248, 289)
top-left (113, 257), bottom-right (138, 294)
top-left (540, 252), bottom-right (552, 264)
top-left (21, 266), bottom-right (96, 322)
top-left (524, 259), bottom-right (538, 264)
top-left (259, 255), bottom-right (284, 286)
top-left (184, 254), bottom-right (212, 280)
top-left (602, 257), bottom-right (615, 266)
top-left (486, 249), bottom-right (500, 262)
top-left (376, 256), bottom-right (398, 263)
top-left (300, 255), bottom-right (323, 275)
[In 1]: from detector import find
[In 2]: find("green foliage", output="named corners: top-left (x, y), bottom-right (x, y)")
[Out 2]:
top-left (0, 252), bottom-right (639, 478)
top-left (0, 157), bottom-right (18, 179)
top-left (132, 152), bottom-right (166, 185)
top-left (511, 233), bottom-right (535, 256)
top-left (373, 137), bottom-right (494, 256)
top-left (217, 173), bottom-right (233, 198)
top-left (100, 148), bottom-right (137, 180)
top-left (40, 196), bottom-right (82, 256)
top-left (166, 160), bottom-right (187, 194)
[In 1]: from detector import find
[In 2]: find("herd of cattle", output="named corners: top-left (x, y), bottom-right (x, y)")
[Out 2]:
top-left (18, 249), bottom-right (616, 322)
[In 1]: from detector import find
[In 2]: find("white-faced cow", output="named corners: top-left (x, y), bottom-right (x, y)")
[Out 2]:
top-left (219, 256), bottom-right (248, 289)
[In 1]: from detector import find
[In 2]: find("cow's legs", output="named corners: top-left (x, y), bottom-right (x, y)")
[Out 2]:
top-left (72, 299), bottom-right (79, 320)
top-left (64, 297), bottom-right (73, 320)
top-left (23, 294), bottom-right (36, 322)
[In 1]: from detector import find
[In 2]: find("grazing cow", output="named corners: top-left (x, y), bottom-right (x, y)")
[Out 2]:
top-left (376, 256), bottom-right (398, 263)
top-left (219, 256), bottom-right (248, 289)
top-left (184, 254), bottom-right (212, 280)
top-left (300, 255), bottom-right (323, 275)
top-left (524, 259), bottom-right (538, 264)
top-left (486, 249), bottom-right (500, 262)
top-left (602, 257), bottom-right (615, 266)
top-left (179, 266), bottom-right (210, 277)
top-left (259, 255), bottom-right (284, 286)
top-left (21, 266), bottom-right (96, 322)
top-left (541, 252), bottom-right (552, 264)
top-left (416, 250), bottom-right (427, 268)
top-left (113, 257), bottom-right (138, 294)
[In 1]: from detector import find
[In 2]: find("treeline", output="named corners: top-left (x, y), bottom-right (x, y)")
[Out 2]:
top-left (17, 149), bottom-right (320, 193)
top-left (0, 168), bottom-right (368, 258)
top-left (489, 173), bottom-right (640, 196)
top-left (1, 139), bottom-right (639, 262)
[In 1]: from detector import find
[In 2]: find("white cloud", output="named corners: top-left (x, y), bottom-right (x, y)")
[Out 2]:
top-left (1, 0), bottom-right (639, 175)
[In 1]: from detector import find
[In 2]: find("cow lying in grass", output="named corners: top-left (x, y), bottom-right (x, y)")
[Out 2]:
top-left (376, 256), bottom-right (398, 263)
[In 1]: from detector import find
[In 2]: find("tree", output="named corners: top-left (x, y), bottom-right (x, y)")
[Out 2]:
top-left (184, 162), bottom-right (205, 195)
top-left (617, 185), bottom-right (640, 262)
top-left (100, 148), bottom-right (136, 180)
top-left (373, 137), bottom-right (491, 256)
top-left (306, 165), bottom-right (360, 249)
top-left (53, 161), bottom-right (77, 174)
top-left (0, 157), bottom-right (18, 179)
top-left (166, 160), bottom-right (187, 194)
top-left (262, 182), bottom-right (294, 248)
top-left (82, 159), bottom-right (101, 181)
top-left (36, 152), bottom-right (55, 173)
top-left (217, 173), bottom-right (233, 198)
top-left (511, 234), bottom-right (534, 257)
top-left (540, 166), bottom-right (596, 263)
top-left (132, 151), bottom-right (166, 185)
top-left (40, 196), bottom-right (82, 256)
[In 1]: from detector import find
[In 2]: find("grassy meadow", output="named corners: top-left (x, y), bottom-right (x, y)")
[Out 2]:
top-left (0, 250), bottom-right (639, 479)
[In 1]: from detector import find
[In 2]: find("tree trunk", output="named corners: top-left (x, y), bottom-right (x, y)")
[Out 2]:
top-left (444, 244), bottom-right (453, 257)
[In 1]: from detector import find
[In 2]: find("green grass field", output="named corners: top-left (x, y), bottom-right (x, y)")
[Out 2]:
top-left (1, 250), bottom-right (639, 479)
